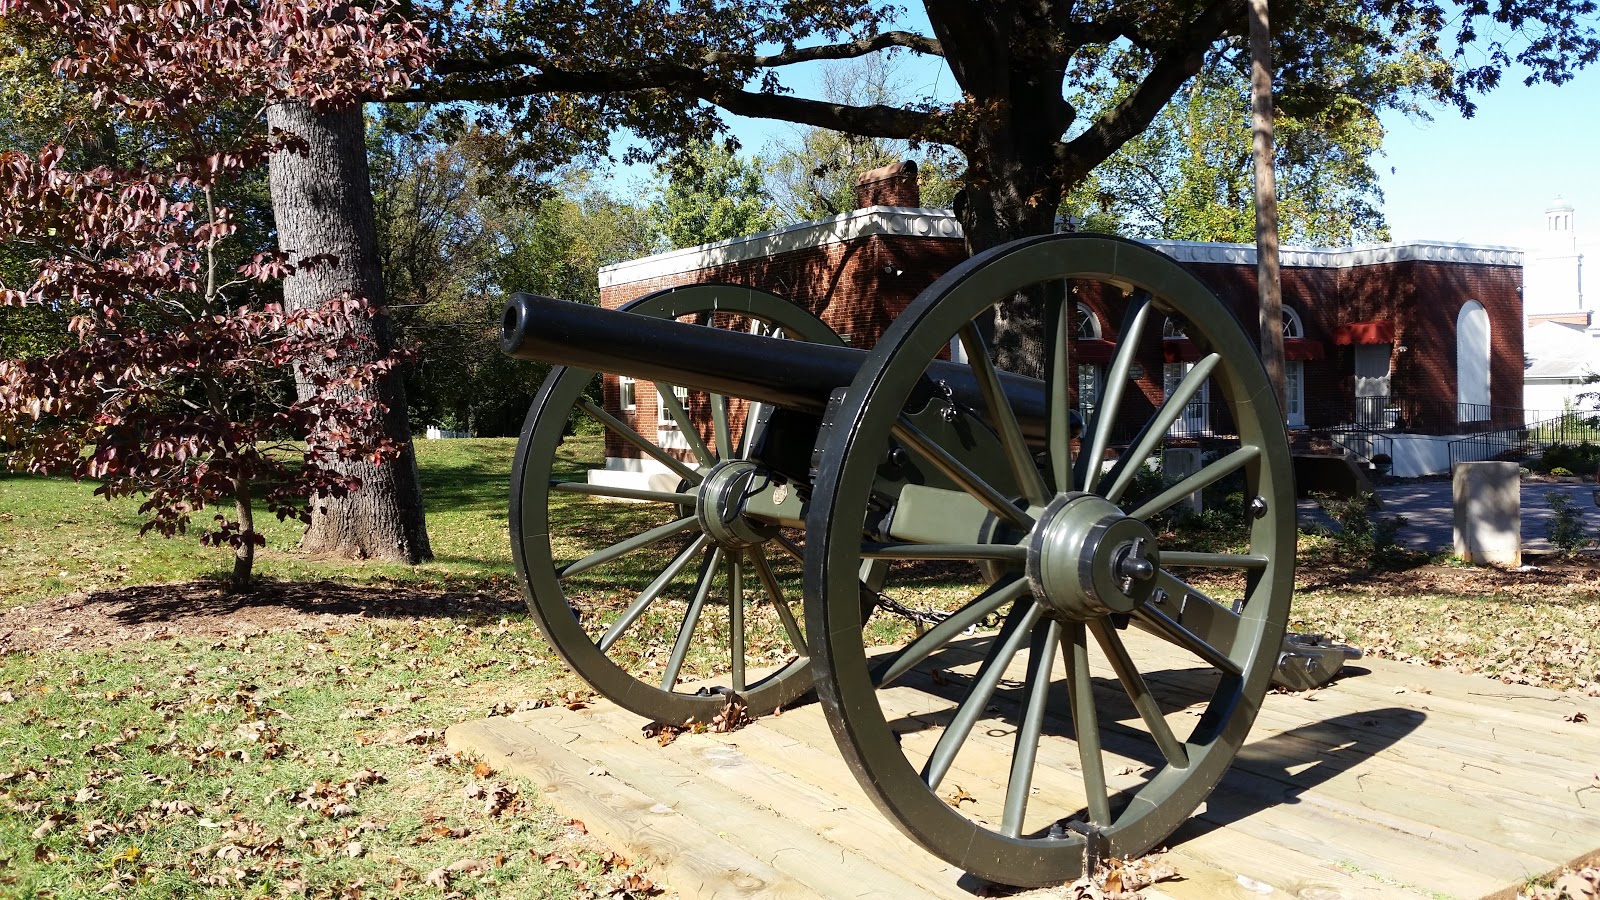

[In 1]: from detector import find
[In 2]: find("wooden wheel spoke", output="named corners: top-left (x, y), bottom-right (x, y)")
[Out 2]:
top-left (1133, 570), bottom-right (1243, 676)
top-left (654, 382), bottom-right (712, 466)
top-left (1128, 445), bottom-right (1261, 521)
top-left (1101, 352), bottom-right (1221, 503)
top-left (1047, 296), bottom-right (1074, 492)
top-left (893, 416), bottom-right (1034, 531)
top-left (728, 555), bottom-right (745, 692)
top-left (749, 547), bottom-right (807, 658)
top-left (558, 515), bottom-right (700, 579)
top-left (1063, 621), bottom-right (1112, 827)
top-left (959, 322), bottom-right (1049, 506)
top-left (550, 480), bottom-right (696, 506)
top-left (1158, 551), bottom-right (1269, 570)
top-left (773, 532), bottom-right (804, 562)
top-left (711, 393), bottom-right (733, 460)
top-left (597, 534), bottom-right (709, 653)
top-left (660, 546), bottom-right (723, 691)
top-left (1002, 618), bottom-right (1061, 838)
top-left (922, 601), bottom-right (1043, 791)
top-left (1078, 292), bottom-right (1153, 493)
top-left (875, 576), bottom-right (1030, 687)
top-left (860, 542), bottom-right (1028, 563)
top-left (578, 397), bottom-right (702, 485)
top-left (1088, 619), bottom-right (1189, 769)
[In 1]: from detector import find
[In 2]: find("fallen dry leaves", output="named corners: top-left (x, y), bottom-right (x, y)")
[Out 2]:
top-left (1522, 864), bottom-right (1599, 899)
top-left (1066, 852), bottom-right (1181, 899)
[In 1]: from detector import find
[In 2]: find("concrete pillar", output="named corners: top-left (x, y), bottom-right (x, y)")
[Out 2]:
top-left (1453, 462), bottom-right (1521, 566)
top-left (1162, 448), bottom-right (1204, 515)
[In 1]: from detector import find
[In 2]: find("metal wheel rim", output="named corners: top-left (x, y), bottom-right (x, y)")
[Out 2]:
top-left (805, 234), bottom-right (1296, 885)
top-left (512, 284), bottom-right (840, 723)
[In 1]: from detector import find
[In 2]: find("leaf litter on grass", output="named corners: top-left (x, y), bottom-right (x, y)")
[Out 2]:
top-left (0, 586), bottom-right (666, 898)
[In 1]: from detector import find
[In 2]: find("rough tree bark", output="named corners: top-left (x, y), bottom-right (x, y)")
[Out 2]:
top-left (266, 100), bottom-right (433, 563)
top-left (1249, 0), bottom-right (1287, 416)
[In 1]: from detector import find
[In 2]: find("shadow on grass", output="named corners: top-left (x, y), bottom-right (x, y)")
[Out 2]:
top-left (0, 578), bottom-right (532, 653)
top-left (93, 578), bottom-right (526, 623)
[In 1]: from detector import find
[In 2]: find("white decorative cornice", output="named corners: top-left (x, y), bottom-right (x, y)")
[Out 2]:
top-left (599, 210), bottom-right (1524, 287)
top-left (1144, 239), bottom-right (1525, 269)
top-left (598, 207), bottom-right (962, 288)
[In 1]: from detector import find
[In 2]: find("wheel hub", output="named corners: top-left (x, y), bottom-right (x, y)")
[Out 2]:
top-left (1026, 492), bottom-right (1160, 620)
top-left (695, 460), bottom-right (780, 550)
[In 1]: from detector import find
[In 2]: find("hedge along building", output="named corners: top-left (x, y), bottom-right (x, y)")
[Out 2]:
top-left (592, 163), bottom-right (1524, 483)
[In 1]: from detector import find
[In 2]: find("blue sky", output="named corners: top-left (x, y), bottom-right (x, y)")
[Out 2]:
top-left (1377, 64), bottom-right (1598, 247)
top-left (632, 27), bottom-right (1599, 252)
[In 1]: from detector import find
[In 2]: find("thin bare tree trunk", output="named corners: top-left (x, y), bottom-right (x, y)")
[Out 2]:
top-left (1250, 0), bottom-right (1287, 419)
top-left (232, 476), bottom-right (256, 589)
top-left (266, 100), bottom-right (432, 563)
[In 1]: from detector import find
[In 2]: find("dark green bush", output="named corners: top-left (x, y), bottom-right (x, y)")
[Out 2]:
top-left (1545, 492), bottom-right (1591, 554)
top-left (1537, 442), bottom-right (1600, 475)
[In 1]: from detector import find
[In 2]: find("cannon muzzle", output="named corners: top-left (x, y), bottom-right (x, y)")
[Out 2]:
top-left (500, 292), bottom-right (1049, 435)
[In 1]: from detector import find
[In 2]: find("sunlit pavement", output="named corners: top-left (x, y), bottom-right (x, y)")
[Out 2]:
top-left (1294, 479), bottom-right (1600, 555)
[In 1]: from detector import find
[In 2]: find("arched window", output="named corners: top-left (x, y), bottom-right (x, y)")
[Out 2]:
top-left (1457, 301), bottom-right (1490, 423)
top-left (1075, 303), bottom-right (1101, 340)
top-left (1161, 317), bottom-right (1208, 434)
top-left (1281, 307), bottom-right (1304, 339)
top-left (1281, 308), bottom-right (1305, 427)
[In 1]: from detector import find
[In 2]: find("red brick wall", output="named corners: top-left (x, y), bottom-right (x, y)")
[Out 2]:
top-left (1339, 260), bottom-right (1523, 430)
top-left (598, 233), bottom-right (966, 460)
top-left (600, 233), bottom-right (1524, 458)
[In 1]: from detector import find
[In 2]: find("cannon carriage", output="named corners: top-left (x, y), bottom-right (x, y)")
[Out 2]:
top-left (500, 233), bottom-right (1352, 887)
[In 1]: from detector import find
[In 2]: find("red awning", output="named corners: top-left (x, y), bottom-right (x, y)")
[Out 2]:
top-left (1284, 338), bottom-right (1326, 361)
top-left (1073, 339), bottom-right (1117, 364)
top-left (1165, 337), bottom-right (1324, 362)
top-left (1332, 321), bottom-right (1396, 345)
top-left (1162, 338), bottom-right (1199, 363)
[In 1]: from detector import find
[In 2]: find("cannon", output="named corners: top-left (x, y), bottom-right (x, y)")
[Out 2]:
top-left (501, 233), bottom-right (1347, 887)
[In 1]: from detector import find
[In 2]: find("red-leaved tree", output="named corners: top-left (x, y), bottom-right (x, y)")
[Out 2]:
top-left (0, 0), bottom-right (434, 586)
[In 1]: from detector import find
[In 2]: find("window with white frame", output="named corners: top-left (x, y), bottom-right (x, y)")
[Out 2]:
top-left (618, 376), bottom-right (637, 410)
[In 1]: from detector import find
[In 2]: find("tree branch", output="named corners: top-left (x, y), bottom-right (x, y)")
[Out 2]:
top-left (410, 65), bottom-right (941, 141)
top-left (433, 30), bottom-right (941, 77)
top-left (1059, 0), bottom-right (1245, 177)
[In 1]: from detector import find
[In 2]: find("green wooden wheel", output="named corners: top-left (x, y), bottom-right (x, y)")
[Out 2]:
top-left (511, 285), bottom-right (840, 724)
top-left (805, 234), bottom-right (1296, 886)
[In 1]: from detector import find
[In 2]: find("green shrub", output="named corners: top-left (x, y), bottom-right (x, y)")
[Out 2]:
top-left (1537, 442), bottom-right (1600, 475)
top-left (1312, 491), bottom-right (1419, 570)
top-left (1551, 466), bottom-right (1576, 476)
top-left (1545, 492), bottom-right (1592, 553)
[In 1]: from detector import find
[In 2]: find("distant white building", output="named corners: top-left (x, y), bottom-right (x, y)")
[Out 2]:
top-left (1524, 197), bottom-right (1587, 321)
top-left (1521, 197), bottom-right (1596, 419)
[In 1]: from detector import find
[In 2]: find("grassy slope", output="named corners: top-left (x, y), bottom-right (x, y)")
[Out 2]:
top-left (0, 438), bottom-right (530, 608)
top-left (0, 437), bottom-right (657, 899)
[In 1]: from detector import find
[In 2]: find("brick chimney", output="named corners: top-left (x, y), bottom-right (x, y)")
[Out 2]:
top-left (854, 161), bottom-right (920, 209)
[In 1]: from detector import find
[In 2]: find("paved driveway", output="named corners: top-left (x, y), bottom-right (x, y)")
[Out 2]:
top-left (1297, 479), bottom-right (1600, 554)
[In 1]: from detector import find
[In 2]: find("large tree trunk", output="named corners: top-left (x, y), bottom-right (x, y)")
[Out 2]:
top-left (927, 1), bottom-right (1074, 378)
top-left (266, 100), bottom-right (433, 563)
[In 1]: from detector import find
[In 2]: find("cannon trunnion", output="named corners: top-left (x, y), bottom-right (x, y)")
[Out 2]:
top-left (504, 233), bottom-right (1312, 887)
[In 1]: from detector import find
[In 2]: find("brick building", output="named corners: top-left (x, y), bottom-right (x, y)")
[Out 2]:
top-left (594, 163), bottom-right (1524, 480)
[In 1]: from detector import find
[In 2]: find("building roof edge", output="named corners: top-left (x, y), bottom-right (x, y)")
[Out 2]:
top-left (598, 211), bottom-right (1525, 287)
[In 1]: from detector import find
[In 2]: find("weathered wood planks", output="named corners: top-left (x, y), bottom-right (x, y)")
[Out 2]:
top-left (447, 631), bottom-right (1600, 900)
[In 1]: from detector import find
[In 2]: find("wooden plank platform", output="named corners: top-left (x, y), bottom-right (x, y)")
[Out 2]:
top-left (448, 633), bottom-right (1600, 900)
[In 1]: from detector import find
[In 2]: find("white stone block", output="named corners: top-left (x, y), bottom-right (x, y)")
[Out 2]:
top-left (1452, 461), bottom-right (1521, 566)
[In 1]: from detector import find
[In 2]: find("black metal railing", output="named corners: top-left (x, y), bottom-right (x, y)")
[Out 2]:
top-left (1448, 412), bottom-right (1600, 469)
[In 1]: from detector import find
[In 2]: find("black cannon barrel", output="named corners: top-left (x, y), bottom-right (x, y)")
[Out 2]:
top-left (500, 292), bottom-right (1049, 434)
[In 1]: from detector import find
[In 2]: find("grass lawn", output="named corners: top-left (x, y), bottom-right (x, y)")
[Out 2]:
top-left (2, 435), bottom-right (1597, 898)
